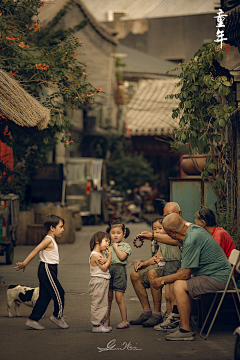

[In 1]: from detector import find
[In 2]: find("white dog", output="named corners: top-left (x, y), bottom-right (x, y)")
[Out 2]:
top-left (7, 285), bottom-right (39, 318)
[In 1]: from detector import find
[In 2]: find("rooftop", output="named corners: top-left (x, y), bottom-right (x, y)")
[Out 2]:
top-left (81, 0), bottom-right (218, 21)
top-left (126, 79), bottom-right (180, 136)
top-left (38, 0), bottom-right (118, 45)
top-left (117, 44), bottom-right (181, 76)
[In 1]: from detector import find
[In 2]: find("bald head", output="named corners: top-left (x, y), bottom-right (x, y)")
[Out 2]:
top-left (162, 213), bottom-right (184, 234)
top-left (164, 202), bottom-right (181, 217)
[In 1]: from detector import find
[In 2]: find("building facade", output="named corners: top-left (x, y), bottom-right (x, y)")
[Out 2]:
top-left (39, 0), bottom-right (119, 162)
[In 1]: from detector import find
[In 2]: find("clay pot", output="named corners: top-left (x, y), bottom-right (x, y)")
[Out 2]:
top-left (181, 154), bottom-right (208, 175)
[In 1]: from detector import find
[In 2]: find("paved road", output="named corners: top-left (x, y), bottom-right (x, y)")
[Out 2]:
top-left (0, 222), bottom-right (237, 360)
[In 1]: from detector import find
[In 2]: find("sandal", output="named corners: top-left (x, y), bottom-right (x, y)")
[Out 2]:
top-left (116, 322), bottom-right (130, 329)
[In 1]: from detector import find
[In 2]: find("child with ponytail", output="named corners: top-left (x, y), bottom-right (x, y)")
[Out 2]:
top-left (104, 220), bottom-right (132, 329)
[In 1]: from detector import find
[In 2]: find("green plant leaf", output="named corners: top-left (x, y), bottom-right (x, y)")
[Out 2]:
top-left (219, 119), bottom-right (225, 127)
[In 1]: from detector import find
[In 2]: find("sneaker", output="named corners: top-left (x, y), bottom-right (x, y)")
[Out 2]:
top-left (103, 322), bottom-right (112, 331)
top-left (161, 313), bottom-right (180, 327)
top-left (92, 325), bottom-right (110, 333)
top-left (167, 324), bottom-right (195, 335)
top-left (25, 319), bottom-right (45, 330)
top-left (154, 313), bottom-right (180, 331)
top-left (116, 321), bottom-right (130, 329)
top-left (142, 315), bottom-right (163, 327)
top-left (162, 311), bottom-right (168, 322)
top-left (129, 313), bottom-right (150, 325)
top-left (50, 315), bottom-right (68, 329)
top-left (165, 329), bottom-right (194, 341)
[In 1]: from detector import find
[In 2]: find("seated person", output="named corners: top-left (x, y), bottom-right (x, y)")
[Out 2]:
top-left (130, 217), bottom-right (181, 328)
top-left (195, 207), bottom-right (236, 259)
top-left (152, 213), bottom-right (233, 341)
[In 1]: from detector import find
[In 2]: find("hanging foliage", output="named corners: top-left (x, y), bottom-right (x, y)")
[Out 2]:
top-left (166, 43), bottom-right (237, 211)
top-left (0, 0), bottom-right (102, 207)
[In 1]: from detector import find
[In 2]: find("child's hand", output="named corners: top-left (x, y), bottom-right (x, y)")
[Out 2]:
top-left (98, 257), bottom-right (107, 265)
top-left (106, 247), bottom-right (112, 257)
top-left (153, 255), bottom-right (161, 263)
top-left (14, 262), bottom-right (26, 272)
top-left (112, 241), bottom-right (118, 248)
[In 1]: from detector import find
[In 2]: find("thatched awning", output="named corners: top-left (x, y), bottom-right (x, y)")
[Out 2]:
top-left (0, 69), bottom-right (51, 130)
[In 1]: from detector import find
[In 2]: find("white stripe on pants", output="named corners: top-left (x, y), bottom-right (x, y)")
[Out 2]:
top-left (89, 276), bottom-right (109, 326)
top-left (45, 263), bottom-right (63, 318)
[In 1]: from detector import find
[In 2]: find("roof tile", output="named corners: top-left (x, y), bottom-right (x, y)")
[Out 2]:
top-left (82, 0), bottom-right (218, 21)
top-left (126, 79), bottom-right (180, 136)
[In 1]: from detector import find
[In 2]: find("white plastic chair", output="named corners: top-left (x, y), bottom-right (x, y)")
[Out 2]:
top-left (200, 249), bottom-right (240, 340)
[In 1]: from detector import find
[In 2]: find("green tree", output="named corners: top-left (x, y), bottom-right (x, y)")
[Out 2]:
top-left (0, 0), bottom-right (100, 208)
top-left (106, 135), bottom-right (158, 192)
top-left (166, 43), bottom-right (237, 212)
top-left (89, 132), bottom-right (158, 192)
top-left (107, 152), bottom-right (158, 193)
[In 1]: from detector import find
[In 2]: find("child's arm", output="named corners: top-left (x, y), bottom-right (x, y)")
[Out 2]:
top-left (112, 242), bottom-right (128, 261)
top-left (97, 250), bottom-right (108, 265)
top-left (145, 248), bottom-right (164, 266)
top-left (91, 249), bottom-right (112, 272)
top-left (98, 257), bottom-right (107, 265)
top-left (153, 248), bottom-right (164, 263)
top-left (14, 237), bottom-right (52, 272)
top-left (97, 248), bottom-right (112, 272)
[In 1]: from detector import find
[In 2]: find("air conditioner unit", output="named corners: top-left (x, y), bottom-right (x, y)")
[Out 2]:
top-left (106, 10), bottom-right (127, 22)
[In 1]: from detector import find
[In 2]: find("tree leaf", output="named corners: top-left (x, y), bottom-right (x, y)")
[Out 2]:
top-left (219, 119), bottom-right (225, 127)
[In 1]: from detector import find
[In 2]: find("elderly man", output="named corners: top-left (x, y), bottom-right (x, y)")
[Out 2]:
top-left (129, 202), bottom-right (188, 328)
top-left (152, 213), bottom-right (232, 341)
top-left (137, 202), bottom-right (188, 247)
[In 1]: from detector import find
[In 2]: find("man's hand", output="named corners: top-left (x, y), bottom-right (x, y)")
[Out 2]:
top-left (134, 261), bottom-right (144, 272)
top-left (136, 231), bottom-right (152, 241)
top-left (152, 277), bottom-right (164, 290)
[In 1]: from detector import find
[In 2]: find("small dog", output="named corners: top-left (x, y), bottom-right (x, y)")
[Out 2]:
top-left (7, 285), bottom-right (39, 318)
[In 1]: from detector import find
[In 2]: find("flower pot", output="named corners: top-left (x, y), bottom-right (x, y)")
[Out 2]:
top-left (181, 155), bottom-right (208, 175)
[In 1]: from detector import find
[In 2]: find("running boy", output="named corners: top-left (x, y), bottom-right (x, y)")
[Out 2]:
top-left (105, 220), bottom-right (132, 329)
top-left (14, 214), bottom-right (68, 330)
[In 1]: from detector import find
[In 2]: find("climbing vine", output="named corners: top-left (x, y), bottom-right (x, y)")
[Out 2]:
top-left (167, 43), bottom-right (237, 212)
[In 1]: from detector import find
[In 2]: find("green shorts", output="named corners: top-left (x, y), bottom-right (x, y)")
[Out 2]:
top-left (137, 264), bottom-right (164, 289)
top-left (109, 264), bottom-right (127, 293)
